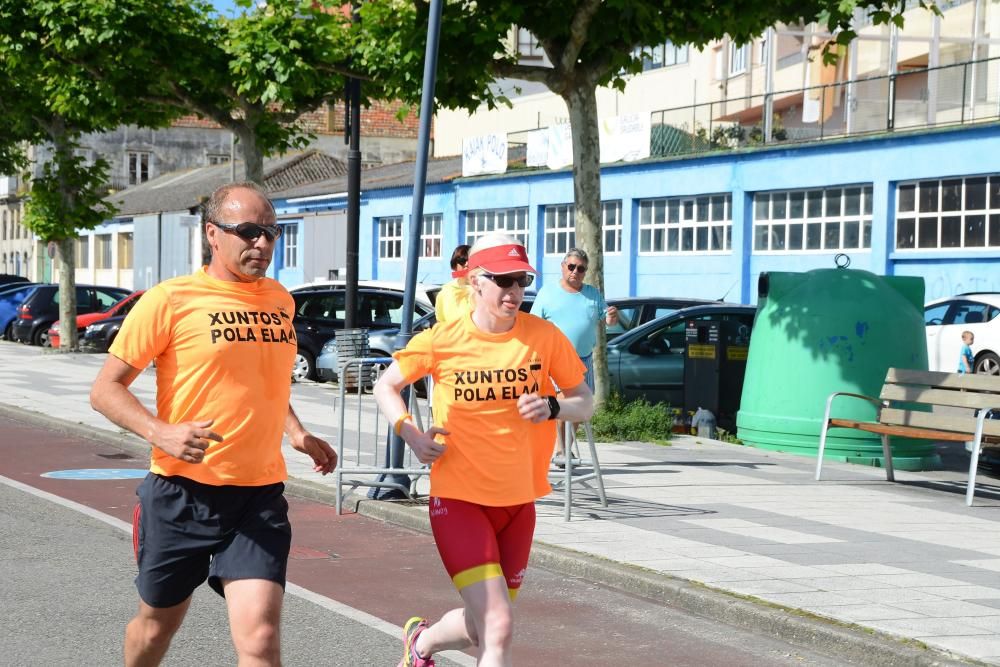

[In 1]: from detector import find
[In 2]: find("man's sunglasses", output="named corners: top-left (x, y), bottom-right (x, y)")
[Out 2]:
top-left (566, 263), bottom-right (588, 274)
top-left (481, 272), bottom-right (534, 289)
top-left (210, 220), bottom-right (282, 242)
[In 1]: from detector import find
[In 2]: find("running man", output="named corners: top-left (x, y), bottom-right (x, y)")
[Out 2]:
top-left (374, 233), bottom-right (594, 667)
top-left (90, 182), bottom-right (337, 666)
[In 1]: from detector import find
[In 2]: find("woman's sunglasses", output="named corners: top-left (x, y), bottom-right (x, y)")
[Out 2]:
top-left (565, 263), bottom-right (587, 274)
top-left (481, 272), bottom-right (534, 289)
top-left (210, 220), bottom-right (282, 242)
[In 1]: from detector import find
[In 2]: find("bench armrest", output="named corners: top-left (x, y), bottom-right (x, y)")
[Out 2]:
top-left (815, 391), bottom-right (884, 482)
top-left (821, 391), bottom-right (883, 425)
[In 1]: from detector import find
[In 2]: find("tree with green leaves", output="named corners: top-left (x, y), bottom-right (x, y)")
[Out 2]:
top-left (53, 0), bottom-right (363, 184)
top-left (0, 1), bottom-right (179, 349)
top-left (361, 0), bottom-right (931, 406)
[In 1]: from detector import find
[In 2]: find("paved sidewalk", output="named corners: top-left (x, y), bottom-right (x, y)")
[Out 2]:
top-left (3, 342), bottom-right (1000, 665)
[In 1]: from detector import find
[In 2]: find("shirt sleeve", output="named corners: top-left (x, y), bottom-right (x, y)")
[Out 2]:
top-left (108, 286), bottom-right (173, 370)
top-left (393, 326), bottom-right (435, 384)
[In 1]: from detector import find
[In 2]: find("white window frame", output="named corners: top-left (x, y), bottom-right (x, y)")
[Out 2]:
top-left (664, 41), bottom-right (688, 67)
top-left (729, 42), bottom-right (749, 76)
top-left (76, 236), bottom-right (89, 269)
top-left (465, 207), bottom-right (529, 247)
top-left (282, 223), bottom-right (299, 268)
top-left (543, 202), bottom-right (623, 256)
top-left (206, 154), bottom-right (230, 166)
top-left (753, 185), bottom-right (874, 254)
top-left (516, 27), bottom-right (544, 60)
top-left (95, 234), bottom-right (113, 269)
top-left (638, 194), bottom-right (732, 254)
top-left (895, 174), bottom-right (1000, 251)
top-left (420, 213), bottom-right (443, 258)
top-left (126, 151), bottom-right (152, 185)
top-left (118, 232), bottom-right (134, 269)
top-left (377, 216), bottom-right (404, 260)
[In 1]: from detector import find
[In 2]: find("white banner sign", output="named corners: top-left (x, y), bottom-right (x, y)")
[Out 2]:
top-left (599, 113), bottom-right (651, 163)
top-left (462, 133), bottom-right (508, 177)
top-left (545, 123), bottom-right (573, 170)
top-left (525, 130), bottom-right (549, 167)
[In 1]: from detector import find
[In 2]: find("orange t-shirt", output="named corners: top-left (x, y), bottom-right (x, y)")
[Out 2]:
top-left (109, 268), bottom-right (297, 486)
top-left (394, 311), bottom-right (585, 506)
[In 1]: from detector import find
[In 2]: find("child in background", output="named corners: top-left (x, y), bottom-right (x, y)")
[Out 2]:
top-left (958, 330), bottom-right (975, 373)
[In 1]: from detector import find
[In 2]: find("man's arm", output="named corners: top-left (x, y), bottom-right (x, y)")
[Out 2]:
top-left (90, 355), bottom-right (221, 463)
top-left (284, 405), bottom-right (337, 474)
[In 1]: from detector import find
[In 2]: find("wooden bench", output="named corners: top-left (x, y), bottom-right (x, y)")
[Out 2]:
top-left (815, 368), bottom-right (1000, 506)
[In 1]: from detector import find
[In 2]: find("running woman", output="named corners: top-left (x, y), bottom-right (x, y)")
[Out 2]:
top-left (374, 233), bottom-right (594, 667)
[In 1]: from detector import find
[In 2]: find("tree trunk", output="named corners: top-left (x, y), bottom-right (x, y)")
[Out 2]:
top-left (56, 237), bottom-right (77, 350)
top-left (52, 131), bottom-right (78, 351)
top-left (563, 80), bottom-right (610, 408)
top-left (236, 125), bottom-right (264, 185)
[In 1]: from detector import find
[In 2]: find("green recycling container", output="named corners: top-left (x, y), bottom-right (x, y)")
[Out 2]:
top-left (737, 267), bottom-right (940, 471)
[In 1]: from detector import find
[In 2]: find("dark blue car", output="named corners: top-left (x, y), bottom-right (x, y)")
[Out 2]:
top-left (0, 283), bottom-right (38, 341)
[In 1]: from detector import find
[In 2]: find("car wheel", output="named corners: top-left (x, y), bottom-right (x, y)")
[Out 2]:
top-left (368, 351), bottom-right (392, 385)
top-left (33, 326), bottom-right (50, 347)
top-left (975, 351), bottom-right (1000, 376)
top-left (292, 350), bottom-right (315, 382)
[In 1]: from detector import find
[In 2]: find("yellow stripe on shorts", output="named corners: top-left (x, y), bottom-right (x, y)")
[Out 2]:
top-left (452, 563), bottom-right (504, 591)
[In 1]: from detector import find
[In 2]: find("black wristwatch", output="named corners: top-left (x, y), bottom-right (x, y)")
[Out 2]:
top-left (546, 395), bottom-right (560, 420)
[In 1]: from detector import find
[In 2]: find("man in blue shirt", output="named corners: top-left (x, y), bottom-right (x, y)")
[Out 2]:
top-left (531, 248), bottom-right (618, 464)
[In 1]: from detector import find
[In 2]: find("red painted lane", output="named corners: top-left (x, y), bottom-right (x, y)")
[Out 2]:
top-left (0, 416), bottom-right (834, 666)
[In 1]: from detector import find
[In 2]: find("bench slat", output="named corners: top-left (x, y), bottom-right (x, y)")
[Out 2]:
top-left (879, 408), bottom-right (1000, 437)
top-left (879, 384), bottom-right (1000, 410)
top-left (828, 418), bottom-right (973, 441)
top-left (886, 368), bottom-right (1000, 392)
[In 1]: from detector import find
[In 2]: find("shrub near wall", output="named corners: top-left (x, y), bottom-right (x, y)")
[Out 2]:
top-left (589, 393), bottom-right (674, 445)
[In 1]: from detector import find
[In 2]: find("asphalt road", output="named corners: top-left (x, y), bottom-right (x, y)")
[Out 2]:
top-left (0, 414), bottom-right (850, 666)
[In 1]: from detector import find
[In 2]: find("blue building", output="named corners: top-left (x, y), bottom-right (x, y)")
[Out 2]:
top-left (273, 123), bottom-right (1000, 304)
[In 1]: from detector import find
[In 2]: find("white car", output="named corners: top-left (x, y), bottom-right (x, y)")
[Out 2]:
top-left (924, 293), bottom-right (1000, 375)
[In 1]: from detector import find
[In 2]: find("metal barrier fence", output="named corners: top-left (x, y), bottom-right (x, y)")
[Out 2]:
top-left (332, 356), bottom-right (611, 521)
top-left (649, 57), bottom-right (1000, 157)
top-left (333, 356), bottom-right (432, 514)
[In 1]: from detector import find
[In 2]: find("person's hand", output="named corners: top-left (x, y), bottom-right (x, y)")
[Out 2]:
top-left (605, 305), bottom-right (619, 325)
top-left (153, 419), bottom-right (223, 464)
top-left (290, 432), bottom-right (338, 475)
top-left (403, 425), bottom-right (449, 464)
top-left (518, 393), bottom-right (552, 424)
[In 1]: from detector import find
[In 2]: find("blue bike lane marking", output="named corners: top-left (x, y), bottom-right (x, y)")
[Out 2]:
top-left (42, 469), bottom-right (148, 480)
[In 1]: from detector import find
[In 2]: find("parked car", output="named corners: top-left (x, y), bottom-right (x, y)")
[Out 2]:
top-left (11, 284), bottom-right (132, 346)
top-left (607, 303), bottom-right (757, 406)
top-left (0, 274), bottom-right (29, 287)
top-left (48, 290), bottom-right (145, 348)
top-left (80, 313), bottom-right (128, 353)
top-left (291, 285), bottom-right (435, 381)
top-left (0, 283), bottom-right (39, 340)
top-left (313, 294), bottom-right (714, 384)
top-left (925, 293), bottom-right (1000, 375)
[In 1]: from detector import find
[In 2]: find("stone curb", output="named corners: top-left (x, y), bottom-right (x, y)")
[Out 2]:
top-left (0, 403), bottom-right (979, 667)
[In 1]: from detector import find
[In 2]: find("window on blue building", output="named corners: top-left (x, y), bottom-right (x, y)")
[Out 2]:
top-left (754, 186), bottom-right (872, 253)
top-left (420, 214), bottom-right (443, 258)
top-left (544, 202), bottom-right (622, 255)
top-left (639, 194), bottom-right (731, 254)
top-left (465, 208), bottom-right (528, 247)
top-left (282, 223), bottom-right (298, 268)
top-left (896, 175), bottom-right (1000, 250)
top-left (377, 216), bottom-right (404, 259)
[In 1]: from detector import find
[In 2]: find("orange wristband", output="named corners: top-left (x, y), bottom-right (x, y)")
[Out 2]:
top-left (394, 412), bottom-right (413, 436)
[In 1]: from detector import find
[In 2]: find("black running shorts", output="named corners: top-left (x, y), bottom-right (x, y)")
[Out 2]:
top-left (132, 473), bottom-right (292, 608)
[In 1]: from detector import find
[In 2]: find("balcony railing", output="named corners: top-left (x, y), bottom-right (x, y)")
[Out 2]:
top-left (649, 57), bottom-right (1000, 158)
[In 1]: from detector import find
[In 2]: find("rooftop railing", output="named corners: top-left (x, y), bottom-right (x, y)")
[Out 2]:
top-left (649, 56), bottom-right (1000, 158)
